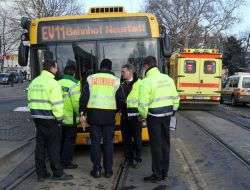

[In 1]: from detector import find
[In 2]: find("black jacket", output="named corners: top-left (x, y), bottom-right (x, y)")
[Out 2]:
top-left (79, 70), bottom-right (118, 125)
top-left (116, 75), bottom-right (139, 121)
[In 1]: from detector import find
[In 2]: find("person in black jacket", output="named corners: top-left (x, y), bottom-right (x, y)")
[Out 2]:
top-left (116, 63), bottom-right (142, 168)
top-left (79, 59), bottom-right (120, 178)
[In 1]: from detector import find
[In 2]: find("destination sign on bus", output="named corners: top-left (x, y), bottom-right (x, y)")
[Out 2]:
top-left (38, 17), bottom-right (150, 43)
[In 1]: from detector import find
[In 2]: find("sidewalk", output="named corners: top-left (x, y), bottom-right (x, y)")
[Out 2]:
top-left (14, 146), bottom-right (125, 190)
top-left (121, 133), bottom-right (198, 190)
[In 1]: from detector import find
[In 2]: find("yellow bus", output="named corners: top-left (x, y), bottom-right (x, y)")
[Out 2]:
top-left (18, 7), bottom-right (171, 144)
top-left (169, 48), bottom-right (222, 107)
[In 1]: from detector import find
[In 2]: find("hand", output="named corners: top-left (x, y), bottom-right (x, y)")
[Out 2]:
top-left (80, 113), bottom-right (88, 131)
top-left (138, 116), bottom-right (143, 122)
top-left (172, 111), bottom-right (176, 116)
top-left (138, 116), bottom-right (147, 127)
top-left (57, 120), bottom-right (63, 127)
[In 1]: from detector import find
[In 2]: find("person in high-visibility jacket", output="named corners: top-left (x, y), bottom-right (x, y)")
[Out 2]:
top-left (70, 81), bottom-right (81, 121)
top-left (58, 62), bottom-right (79, 169)
top-left (28, 60), bottom-right (73, 182)
top-left (79, 59), bottom-right (120, 178)
top-left (138, 56), bottom-right (179, 183)
top-left (116, 63), bottom-right (142, 168)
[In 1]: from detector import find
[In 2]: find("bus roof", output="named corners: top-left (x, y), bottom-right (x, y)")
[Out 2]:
top-left (29, 12), bottom-right (160, 44)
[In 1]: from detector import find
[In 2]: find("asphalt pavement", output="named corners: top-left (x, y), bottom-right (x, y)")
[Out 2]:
top-left (0, 82), bottom-right (28, 111)
top-left (177, 112), bottom-right (250, 190)
top-left (0, 82), bottom-right (35, 189)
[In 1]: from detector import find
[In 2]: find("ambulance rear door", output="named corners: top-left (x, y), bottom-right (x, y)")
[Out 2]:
top-left (177, 58), bottom-right (200, 99)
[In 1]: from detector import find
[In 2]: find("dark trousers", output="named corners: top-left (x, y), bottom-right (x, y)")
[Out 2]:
top-left (147, 116), bottom-right (170, 177)
top-left (33, 119), bottom-right (63, 178)
top-left (61, 125), bottom-right (77, 165)
top-left (90, 124), bottom-right (114, 173)
top-left (121, 117), bottom-right (142, 162)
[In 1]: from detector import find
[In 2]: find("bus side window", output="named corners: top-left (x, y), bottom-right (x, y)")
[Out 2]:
top-left (233, 77), bottom-right (239, 88)
top-left (184, 60), bottom-right (196, 74)
top-left (204, 61), bottom-right (216, 74)
top-left (229, 78), bottom-right (239, 88)
top-left (229, 79), bottom-right (234, 87)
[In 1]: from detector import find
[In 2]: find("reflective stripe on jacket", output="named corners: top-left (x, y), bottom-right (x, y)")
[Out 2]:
top-left (138, 67), bottom-right (179, 118)
top-left (28, 70), bottom-right (63, 121)
top-left (69, 81), bottom-right (81, 124)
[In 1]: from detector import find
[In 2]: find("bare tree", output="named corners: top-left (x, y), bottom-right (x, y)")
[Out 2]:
top-left (0, 0), bottom-right (83, 70)
top-left (0, 5), bottom-right (20, 53)
top-left (14, 0), bottom-right (83, 18)
top-left (145, 0), bottom-right (243, 50)
top-left (0, 2), bottom-right (20, 71)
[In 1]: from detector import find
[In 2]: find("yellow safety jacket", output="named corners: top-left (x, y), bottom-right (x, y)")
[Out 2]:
top-left (58, 75), bottom-right (79, 125)
top-left (28, 70), bottom-right (63, 121)
top-left (138, 67), bottom-right (179, 119)
top-left (126, 79), bottom-right (141, 117)
top-left (69, 81), bottom-right (81, 119)
top-left (87, 73), bottom-right (120, 110)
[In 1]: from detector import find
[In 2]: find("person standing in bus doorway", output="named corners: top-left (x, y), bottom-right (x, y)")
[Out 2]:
top-left (58, 61), bottom-right (79, 169)
top-left (28, 60), bottom-right (73, 181)
top-left (138, 56), bottom-right (179, 183)
top-left (116, 64), bottom-right (142, 168)
top-left (79, 59), bottom-right (120, 178)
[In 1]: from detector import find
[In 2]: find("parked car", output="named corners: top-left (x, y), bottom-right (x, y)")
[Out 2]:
top-left (0, 72), bottom-right (24, 85)
top-left (221, 72), bottom-right (250, 105)
top-left (0, 73), bottom-right (11, 84)
top-left (15, 73), bottom-right (24, 83)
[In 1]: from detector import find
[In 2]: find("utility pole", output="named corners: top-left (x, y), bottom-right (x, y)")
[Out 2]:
top-left (0, 35), bottom-right (2, 72)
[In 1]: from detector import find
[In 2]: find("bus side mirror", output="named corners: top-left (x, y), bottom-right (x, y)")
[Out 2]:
top-left (18, 33), bottom-right (29, 67)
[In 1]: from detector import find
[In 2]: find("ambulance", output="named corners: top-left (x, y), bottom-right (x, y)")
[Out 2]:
top-left (169, 49), bottom-right (222, 106)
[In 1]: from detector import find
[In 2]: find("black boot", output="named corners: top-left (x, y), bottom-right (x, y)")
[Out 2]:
top-left (63, 163), bottom-right (78, 169)
top-left (90, 170), bottom-right (101, 178)
top-left (104, 171), bottom-right (113, 178)
top-left (143, 174), bottom-right (162, 183)
top-left (53, 173), bottom-right (73, 181)
top-left (37, 172), bottom-right (51, 182)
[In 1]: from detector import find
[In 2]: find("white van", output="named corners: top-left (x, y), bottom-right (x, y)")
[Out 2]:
top-left (221, 72), bottom-right (250, 105)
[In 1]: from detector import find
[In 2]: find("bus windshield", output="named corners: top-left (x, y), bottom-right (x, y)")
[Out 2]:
top-left (34, 38), bottom-right (158, 80)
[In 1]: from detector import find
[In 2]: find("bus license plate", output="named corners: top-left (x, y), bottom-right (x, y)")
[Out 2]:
top-left (194, 96), bottom-right (204, 99)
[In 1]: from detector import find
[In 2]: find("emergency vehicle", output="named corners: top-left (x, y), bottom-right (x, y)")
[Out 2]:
top-left (169, 49), bottom-right (222, 106)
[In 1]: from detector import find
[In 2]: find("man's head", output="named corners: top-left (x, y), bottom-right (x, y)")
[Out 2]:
top-left (64, 61), bottom-right (76, 76)
top-left (121, 63), bottom-right (135, 81)
top-left (143, 56), bottom-right (157, 71)
top-left (100, 59), bottom-right (112, 71)
top-left (43, 60), bottom-right (58, 75)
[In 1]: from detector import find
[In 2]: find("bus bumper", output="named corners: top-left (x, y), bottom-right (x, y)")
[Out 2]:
top-left (75, 126), bottom-right (150, 145)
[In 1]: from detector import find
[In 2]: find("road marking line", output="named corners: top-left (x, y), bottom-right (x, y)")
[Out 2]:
top-left (13, 107), bottom-right (29, 112)
top-left (0, 96), bottom-right (26, 100)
